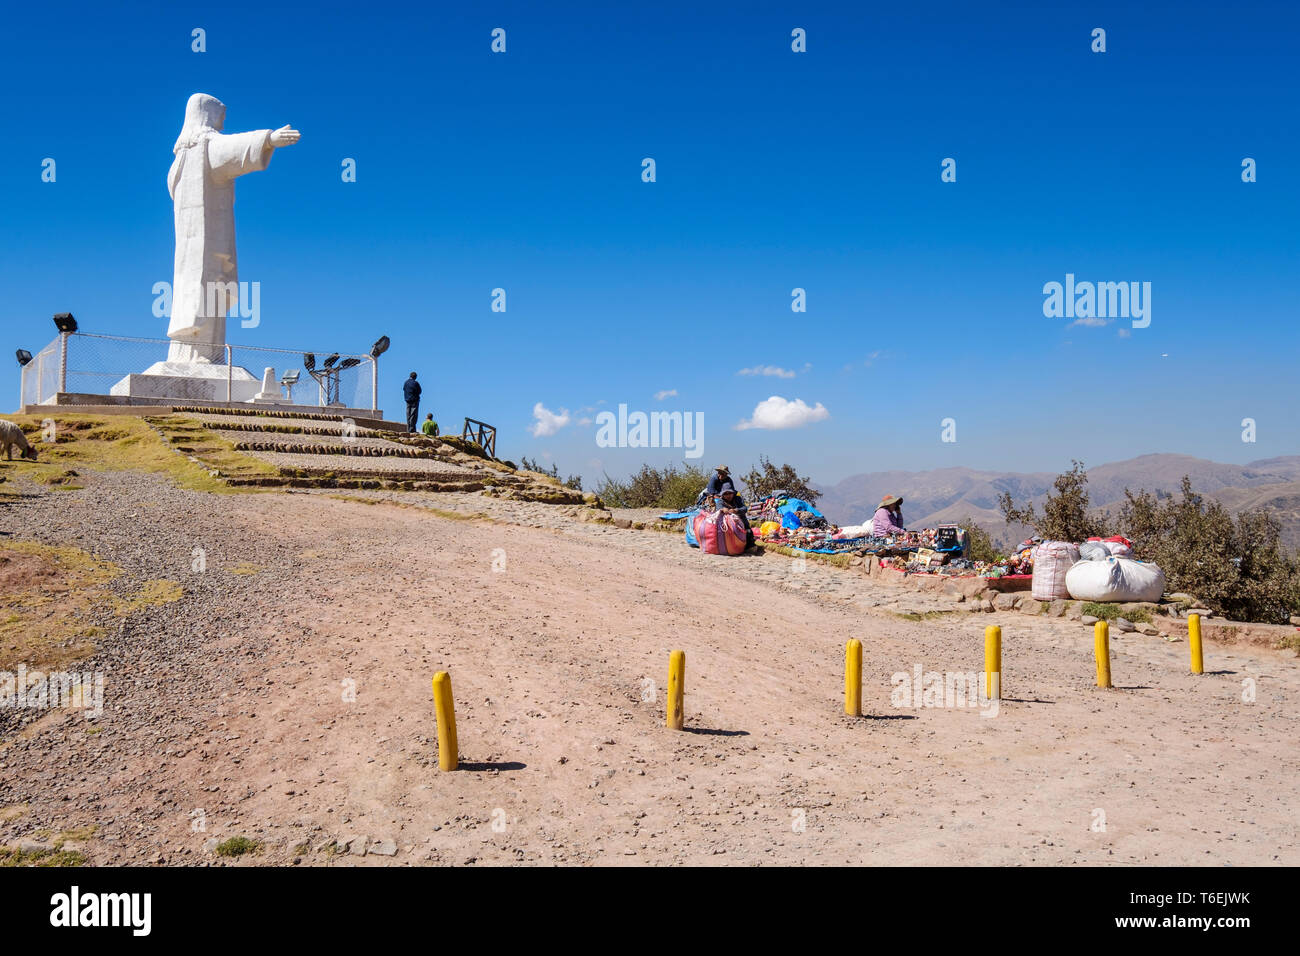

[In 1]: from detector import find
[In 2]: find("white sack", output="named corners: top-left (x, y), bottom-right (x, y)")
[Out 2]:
top-left (1065, 557), bottom-right (1166, 603)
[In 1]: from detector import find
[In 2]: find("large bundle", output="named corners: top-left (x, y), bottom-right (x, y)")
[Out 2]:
top-left (1078, 541), bottom-right (1110, 561)
top-left (691, 511), bottom-right (748, 555)
top-left (1031, 541), bottom-right (1080, 600)
top-left (1066, 557), bottom-right (1165, 603)
top-left (1085, 535), bottom-right (1134, 559)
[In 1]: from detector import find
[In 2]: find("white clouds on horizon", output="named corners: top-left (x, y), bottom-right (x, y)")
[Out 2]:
top-left (529, 402), bottom-right (571, 437)
top-left (736, 395), bottom-right (830, 431)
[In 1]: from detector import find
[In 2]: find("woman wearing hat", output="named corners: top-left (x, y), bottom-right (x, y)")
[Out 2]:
top-left (872, 494), bottom-right (906, 538)
top-left (696, 465), bottom-right (732, 506)
top-left (704, 465), bottom-right (731, 497)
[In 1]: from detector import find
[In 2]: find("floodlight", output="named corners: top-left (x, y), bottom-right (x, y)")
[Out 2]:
top-left (370, 335), bottom-right (390, 358)
top-left (323, 353), bottom-right (340, 369)
top-left (52, 313), bottom-right (78, 333)
top-left (280, 370), bottom-right (300, 385)
top-left (16, 349), bottom-right (33, 367)
top-left (303, 352), bottom-right (316, 372)
top-left (338, 357), bottom-right (361, 370)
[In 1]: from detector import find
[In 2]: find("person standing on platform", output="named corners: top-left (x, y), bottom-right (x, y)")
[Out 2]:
top-left (403, 372), bottom-right (422, 433)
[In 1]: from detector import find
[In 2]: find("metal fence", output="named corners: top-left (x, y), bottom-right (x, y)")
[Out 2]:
top-left (21, 331), bottom-right (377, 412)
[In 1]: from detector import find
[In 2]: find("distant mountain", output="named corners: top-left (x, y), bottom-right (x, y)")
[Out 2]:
top-left (1211, 480), bottom-right (1300, 552)
top-left (815, 454), bottom-right (1300, 550)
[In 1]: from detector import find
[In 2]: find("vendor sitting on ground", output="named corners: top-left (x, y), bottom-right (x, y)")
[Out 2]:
top-left (717, 482), bottom-right (756, 549)
top-left (872, 494), bottom-right (906, 537)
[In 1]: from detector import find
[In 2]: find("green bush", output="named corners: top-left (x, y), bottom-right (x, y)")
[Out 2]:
top-left (1078, 602), bottom-right (1153, 624)
top-left (738, 456), bottom-right (821, 504)
top-left (998, 460), bottom-right (1104, 542)
top-left (214, 836), bottom-right (261, 857)
top-left (594, 463), bottom-right (708, 510)
top-left (957, 516), bottom-right (1001, 563)
top-left (518, 456), bottom-right (582, 490)
top-left (1120, 477), bottom-right (1299, 625)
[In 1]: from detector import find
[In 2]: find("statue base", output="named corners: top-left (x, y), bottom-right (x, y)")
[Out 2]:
top-left (111, 360), bottom-right (262, 403)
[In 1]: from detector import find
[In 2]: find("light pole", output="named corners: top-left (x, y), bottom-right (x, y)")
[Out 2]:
top-left (369, 335), bottom-right (389, 414)
top-left (52, 313), bottom-right (77, 398)
top-left (15, 349), bottom-right (33, 412)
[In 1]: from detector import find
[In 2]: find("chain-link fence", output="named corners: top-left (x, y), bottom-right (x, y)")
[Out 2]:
top-left (21, 332), bottom-right (377, 412)
top-left (20, 337), bottom-right (61, 407)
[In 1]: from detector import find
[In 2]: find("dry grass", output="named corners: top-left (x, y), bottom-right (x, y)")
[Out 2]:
top-left (0, 541), bottom-right (120, 672)
top-left (0, 542), bottom-right (182, 672)
top-left (0, 414), bottom-right (276, 495)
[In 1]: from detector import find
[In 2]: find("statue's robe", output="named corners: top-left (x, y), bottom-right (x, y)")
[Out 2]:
top-left (166, 129), bottom-right (273, 363)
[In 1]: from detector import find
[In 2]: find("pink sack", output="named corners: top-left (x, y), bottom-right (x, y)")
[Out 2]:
top-left (694, 511), bottom-right (748, 555)
top-left (1031, 541), bottom-right (1080, 600)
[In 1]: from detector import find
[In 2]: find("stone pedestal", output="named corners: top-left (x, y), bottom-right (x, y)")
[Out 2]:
top-left (252, 367), bottom-right (286, 403)
top-left (110, 359), bottom-right (260, 403)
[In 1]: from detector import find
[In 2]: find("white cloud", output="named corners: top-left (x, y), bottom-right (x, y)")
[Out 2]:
top-left (736, 396), bottom-right (830, 431)
top-left (1117, 328), bottom-right (1132, 339)
top-left (1069, 316), bottom-right (1112, 328)
top-left (654, 389), bottom-right (677, 400)
top-left (529, 402), bottom-right (570, 437)
top-left (577, 416), bottom-right (593, 426)
top-left (737, 365), bottom-right (796, 379)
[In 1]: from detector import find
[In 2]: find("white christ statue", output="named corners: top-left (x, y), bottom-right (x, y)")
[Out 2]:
top-left (165, 93), bottom-right (299, 363)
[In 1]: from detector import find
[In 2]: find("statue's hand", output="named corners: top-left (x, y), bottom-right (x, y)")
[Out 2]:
top-left (269, 125), bottom-right (301, 147)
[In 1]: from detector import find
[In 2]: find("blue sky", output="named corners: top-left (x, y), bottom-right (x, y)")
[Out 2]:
top-left (2, 0), bottom-right (1296, 488)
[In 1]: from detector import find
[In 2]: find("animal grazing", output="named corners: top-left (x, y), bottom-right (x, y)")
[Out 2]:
top-left (0, 420), bottom-right (37, 461)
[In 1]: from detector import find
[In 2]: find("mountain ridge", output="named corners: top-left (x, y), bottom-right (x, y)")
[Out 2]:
top-left (815, 454), bottom-right (1300, 550)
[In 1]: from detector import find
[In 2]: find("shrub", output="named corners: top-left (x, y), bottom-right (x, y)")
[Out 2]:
top-left (214, 836), bottom-right (261, 857)
top-left (998, 460), bottom-right (1104, 542)
top-left (1120, 476), bottom-right (1299, 625)
top-left (957, 516), bottom-right (1001, 563)
top-left (518, 456), bottom-right (582, 491)
top-left (594, 463), bottom-right (708, 510)
top-left (738, 456), bottom-right (821, 504)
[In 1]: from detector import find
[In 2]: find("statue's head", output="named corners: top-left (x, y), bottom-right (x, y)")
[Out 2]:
top-left (183, 93), bottom-right (226, 133)
top-left (173, 94), bottom-right (227, 157)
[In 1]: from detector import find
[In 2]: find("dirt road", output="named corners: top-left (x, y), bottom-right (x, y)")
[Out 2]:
top-left (2, 472), bottom-right (1297, 865)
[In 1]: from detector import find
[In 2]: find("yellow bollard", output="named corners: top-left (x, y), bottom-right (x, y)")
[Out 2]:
top-left (1094, 620), bottom-right (1112, 688)
top-left (844, 639), bottom-right (863, 716)
top-left (984, 625), bottom-right (1002, 700)
top-left (667, 650), bottom-right (685, 730)
top-left (1188, 613), bottom-right (1204, 674)
top-left (432, 671), bottom-right (458, 770)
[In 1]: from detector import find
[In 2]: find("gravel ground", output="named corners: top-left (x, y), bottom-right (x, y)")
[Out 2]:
top-left (189, 413), bottom-right (386, 435)
top-left (244, 451), bottom-right (477, 478)
top-left (2, 470), bottom-right (1297, 867)
top-left (209, 428), bottom-right (422, 455)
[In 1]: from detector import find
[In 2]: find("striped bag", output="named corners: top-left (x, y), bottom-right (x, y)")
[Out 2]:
top-left (693, 511), bottom-right (748, 555)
